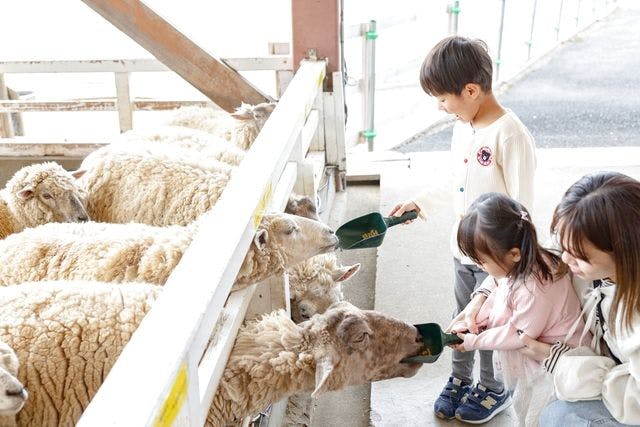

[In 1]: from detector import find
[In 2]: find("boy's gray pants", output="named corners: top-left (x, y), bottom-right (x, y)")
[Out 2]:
top-left (451, 257), bottom-right (503, 392)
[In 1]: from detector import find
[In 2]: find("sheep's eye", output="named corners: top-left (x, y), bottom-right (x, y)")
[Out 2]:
top-left (353, 332), bottom-right (368, 343)
top-left (41, 193), bottom-right (53, 200)
top-left (285, 226), bottom-right (299, 235)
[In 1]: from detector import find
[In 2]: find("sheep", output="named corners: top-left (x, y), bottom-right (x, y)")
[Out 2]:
top-left (0, 282), bottom-right (422, 427)
top-left (0, 212), bottom-right (339, 291)
top-left (288, 254), bottom-right (360, 323)
top-left (80, 140), bottom-right (236, 178)
top-left (114, 125), bottom-right (246, 166)
top-left (0, 281), bottom-right (160, 427)
top-left (285, 194), bottom-right (321, 222)
top-left (0, 162), bottom-right (88, 239)
top-left (0, 341), bottom-right (27, 422)
top-left (167, 102), bottom-right (277, 150)
top-left (207, 300), bottom-right (423, 425)
top-left (76, 152), bottom-right (231, 226)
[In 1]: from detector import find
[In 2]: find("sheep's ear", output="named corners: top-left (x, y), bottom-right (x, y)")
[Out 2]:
top-left (332, 263), bottom-right (361, 283)
top-left (17, 185), bottom-right (35, 200)
top-left (253, 229), bottom-right (269, 253)
top-left (230, 106), bottom-right (253, 120)
top-left (311, 355), bottom-right (335, 397)
top-left (70, 169), bottom-right (87, 179)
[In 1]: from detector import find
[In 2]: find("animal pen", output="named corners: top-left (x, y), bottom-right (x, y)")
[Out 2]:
top-left (0, 0), bottom-right (346, 425)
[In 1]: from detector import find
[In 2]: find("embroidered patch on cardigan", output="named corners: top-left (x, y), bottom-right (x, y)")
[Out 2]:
top-left (477, 146), bottom-right (492, 166)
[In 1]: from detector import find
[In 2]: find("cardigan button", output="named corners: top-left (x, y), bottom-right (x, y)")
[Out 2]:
top-left (459, 187), bottom-right (464, 192)
top-left (463, 158), bottom-right (468, 163)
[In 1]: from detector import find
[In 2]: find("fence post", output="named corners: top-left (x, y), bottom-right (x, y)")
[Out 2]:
top-left (527, 0), bottom-right (538, 60)
top-left (495, 0), bottom-right (507, 82)
top-left (115, 72), bottom-right (133, 132)
top-left (447, 1), bottom-right (461, 35)
top-left (0, 74), bottom-right (14, 138)
top-left (361, 20), bottom-right (377, 151)
top-left (555, 0), bottom-right (565, 41)
top-left (576, 0), bottom-right (582, 27)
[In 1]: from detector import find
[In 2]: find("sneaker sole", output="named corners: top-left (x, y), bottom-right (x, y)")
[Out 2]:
top-left (454, 396), bottom-right (513, 424)
top-left (435, 411), bottom-right (455, 420)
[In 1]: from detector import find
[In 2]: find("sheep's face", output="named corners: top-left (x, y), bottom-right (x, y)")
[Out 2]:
top-left (9, 162), bottom-right (89, 227)
top-left (0, 342), bottom-right (27, 416)
top-left (289, 255), bottom-right (360, 323)
top-left (307, 302), bottom-right (423, 397)
top-left (285, 194), bottom-right (321, 222)
top-left (231, 102), bottom-right (277, 129)
top-left (254, 213), bottom-right (338, 266)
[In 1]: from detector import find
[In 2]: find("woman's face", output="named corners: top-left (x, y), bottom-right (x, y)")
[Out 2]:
top-left (561, 237), bottom-right (617, 282)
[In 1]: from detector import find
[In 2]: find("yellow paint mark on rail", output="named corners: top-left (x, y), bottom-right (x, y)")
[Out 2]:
top-left (153, 363), bottom-right (188, 427)
top-left (253, 183), bottom-right (273, 229)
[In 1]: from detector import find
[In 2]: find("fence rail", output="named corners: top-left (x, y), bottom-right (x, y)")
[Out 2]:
top-left (0, 56), bottom-right (292, 134)
top-left (76, 59), bottom-right (327, 427)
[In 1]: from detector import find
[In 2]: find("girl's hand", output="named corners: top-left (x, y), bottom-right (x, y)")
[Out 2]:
top-left (450, 331), bottom-right (467, 352)
top-left (518, 332), bottom-right (552, 362)
top-left (388, 201), bottom-right (420, 223)
top-left (446, 294), bottom-right (486, 334)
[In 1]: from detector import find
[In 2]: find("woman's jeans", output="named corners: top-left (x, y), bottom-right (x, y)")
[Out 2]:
top-left (540, 399), bottom-right (634, 426)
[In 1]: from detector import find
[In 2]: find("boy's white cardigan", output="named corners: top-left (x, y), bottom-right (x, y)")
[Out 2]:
top-left (414, 109), bottom-right (537, 262)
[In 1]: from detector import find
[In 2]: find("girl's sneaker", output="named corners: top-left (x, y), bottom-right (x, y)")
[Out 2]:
top-left (454, 383), bottom-right (512, 424)
top-left (433, 377), bottom-right (471, 419)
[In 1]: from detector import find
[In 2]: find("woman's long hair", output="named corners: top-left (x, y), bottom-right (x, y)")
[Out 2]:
top-left (552, 171), bottom-right (640, 333)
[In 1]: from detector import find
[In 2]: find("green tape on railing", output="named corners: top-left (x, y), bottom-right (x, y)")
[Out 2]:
top-left (365, 31), bottom-right (378, 40)
top-left (363, 130), bottom-right (377, 139)
top-left (451, 6), bottom-right (461, 13)
top-left (494, 59), bottom-right (502, 65)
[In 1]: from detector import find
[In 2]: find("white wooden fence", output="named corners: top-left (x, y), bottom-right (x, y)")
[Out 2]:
top-left (0, 56), bottom-right (292, 137)
top-left (68, 59), bottom-right (335, 426)
top-left (0, 54), bottom-right (345, 425)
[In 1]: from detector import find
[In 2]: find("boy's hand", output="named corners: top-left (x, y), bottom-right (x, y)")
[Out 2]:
top-left (388, 200), bottom-right (420, 223)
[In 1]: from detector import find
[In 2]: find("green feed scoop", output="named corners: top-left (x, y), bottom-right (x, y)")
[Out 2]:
top-left (335, 210), bottom-right (418, 250)
top-left (402, 323), bottom-right (463, 364)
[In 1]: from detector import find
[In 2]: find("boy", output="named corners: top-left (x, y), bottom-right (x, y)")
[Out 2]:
top-left (389, 36), bottom-right (536, 423)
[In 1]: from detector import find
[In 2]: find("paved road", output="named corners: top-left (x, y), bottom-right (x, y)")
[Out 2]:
top-left (395, 6), bottom-right (640, 153)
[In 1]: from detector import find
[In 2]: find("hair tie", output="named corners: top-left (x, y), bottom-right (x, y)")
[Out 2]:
top-left (520, 211), bottom-right (529, 221)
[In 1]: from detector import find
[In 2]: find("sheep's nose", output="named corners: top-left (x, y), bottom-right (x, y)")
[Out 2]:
top-left (6, 387), bottom-right (27, 399)
top-left (78, 215), bottom-right (89, 222)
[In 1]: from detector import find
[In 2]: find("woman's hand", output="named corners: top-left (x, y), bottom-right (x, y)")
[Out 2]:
top-left (446, 293), bottom-right (486, 334)
top-left (388, 200), bottom-right (420, 223)
top-left (518, 332), bottom-right (552, 362)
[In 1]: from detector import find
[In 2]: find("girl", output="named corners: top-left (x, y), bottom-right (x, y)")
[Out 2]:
top-left (519, 171), bottom-right (640, 426)
top-left (448, 192), bottom-right (588, 426)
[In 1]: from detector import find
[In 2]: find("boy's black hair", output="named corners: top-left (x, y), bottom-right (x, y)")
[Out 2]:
top-left (420, 36), bottom-right (493, 96)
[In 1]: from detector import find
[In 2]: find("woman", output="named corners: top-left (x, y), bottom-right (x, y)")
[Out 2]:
top-left (519, 171), bottom-right (640, 426)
